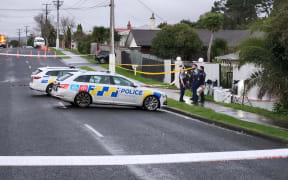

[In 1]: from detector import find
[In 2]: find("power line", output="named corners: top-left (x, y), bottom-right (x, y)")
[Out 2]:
top-left (136, 0), bottom-right (165, 22)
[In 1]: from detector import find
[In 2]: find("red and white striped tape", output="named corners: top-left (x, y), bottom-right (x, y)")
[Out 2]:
top-left (0, 148), bottom-right (287, 166)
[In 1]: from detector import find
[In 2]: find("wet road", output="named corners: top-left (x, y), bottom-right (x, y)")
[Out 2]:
top-left (0, 48), bottom-right (287, 180)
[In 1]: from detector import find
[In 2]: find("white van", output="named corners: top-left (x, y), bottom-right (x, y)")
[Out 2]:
top-left (33, 37), bottom-right (45, 48)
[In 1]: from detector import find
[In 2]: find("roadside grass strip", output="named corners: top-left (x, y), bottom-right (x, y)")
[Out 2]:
top-left (184, 91), bottom-right (288, 127)
top-left (99, 64), bottom-right (176, 88)
top-left (49, 48), bottom-right (70, 59)
top-left (79, 66), bottom-right (96, 71)
top-left (168, 98), bottom-right (288, 141)
top-left (0, 148), bottom-right (287, 166)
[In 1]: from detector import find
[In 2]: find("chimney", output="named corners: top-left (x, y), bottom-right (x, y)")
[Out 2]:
top-left (127, 21), bottom-right (131, 30)
top-left (150, 13), bottom-right (155, 29)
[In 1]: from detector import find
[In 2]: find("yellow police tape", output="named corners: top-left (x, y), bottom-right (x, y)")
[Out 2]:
top-left (111, 63), bottom-right (179, 67)
top-left (115, 65), bottom-right (191, 75)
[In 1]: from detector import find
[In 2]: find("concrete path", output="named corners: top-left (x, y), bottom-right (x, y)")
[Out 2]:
top-left (58, 49), bottom-right (283, 129)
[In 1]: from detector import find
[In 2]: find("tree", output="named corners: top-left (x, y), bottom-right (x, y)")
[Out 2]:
top-left (92, 26), bottom-right (109, 43)
top-left (9, 40), bottom-right (19, 47)
top-left (66, 27), bottom-right (72, 48)
top-left (238, 3), bottom-right (288, 110)
top-left (34, 13), bottom-right (55, 46)
top-left (180, 20), bottom-right (197, 28)
top-left (199, 12), bottom-right (224, 62)
top-left (60, 17), bottom-right (75, 48)
top-left (158, 22), bottom-right (168, 29)
top-left (211, 38), bottom-right (228, 59)
top-left (73, 24), bottom-right (85, 41)
top-left (151, 23), bottom-right (202, 60)
top-left (27, 34), bottom-right (35, 46)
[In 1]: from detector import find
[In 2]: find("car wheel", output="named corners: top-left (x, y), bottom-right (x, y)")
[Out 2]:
top-left (100, 58), bottom-right (106, 64)
top-left (143, 96), bottom-right (159, 111)
top-left (74, 92), bottom-right (91, 108)
top-left (46, 83), bottom-right (53, 96)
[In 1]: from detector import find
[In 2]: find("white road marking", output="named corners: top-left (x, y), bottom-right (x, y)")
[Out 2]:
top-left (58, 102), bottom-right (67, 109)
top-left (28, 65), bottom-right (32, 69)
top-left (84, 124), bottom-right (104, 138)
top-left (0, 148), bottom-right (286, 166)
top-left (25, 60), bottom-right (29, 64)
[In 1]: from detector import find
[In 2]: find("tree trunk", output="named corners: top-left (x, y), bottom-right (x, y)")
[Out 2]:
top-left (207, 32), bottom-right (214, 63)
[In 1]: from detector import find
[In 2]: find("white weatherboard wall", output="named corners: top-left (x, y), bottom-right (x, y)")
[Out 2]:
top-left (233, 64), bottom-right (275, 111)
top-left (195, 63), bottom-right (220, 86)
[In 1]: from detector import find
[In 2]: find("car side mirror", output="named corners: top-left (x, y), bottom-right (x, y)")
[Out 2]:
top-left (132, 84), bottom-right (138, 88)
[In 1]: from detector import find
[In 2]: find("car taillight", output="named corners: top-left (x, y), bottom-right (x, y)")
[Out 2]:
top-left (59, 84), bottom-right (69, 89)
top-left (32, 76), bottom-right (41, 79)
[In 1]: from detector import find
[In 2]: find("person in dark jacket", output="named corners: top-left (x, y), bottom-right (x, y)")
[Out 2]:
top-left (179, 68), bottom-right (186, 102)
top-left (189, 64), bottom-right (199, 104)
top-left (198, 66), bottom-right (206, 103)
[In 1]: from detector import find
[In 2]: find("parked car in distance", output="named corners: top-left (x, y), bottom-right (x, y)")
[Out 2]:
top-left (94, 50), bottom-right (110, 64)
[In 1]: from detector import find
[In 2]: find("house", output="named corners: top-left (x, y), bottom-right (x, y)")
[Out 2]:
top-left (125, 24), bottom-right (262, 54)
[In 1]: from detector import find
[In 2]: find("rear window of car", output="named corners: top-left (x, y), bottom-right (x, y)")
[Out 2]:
top-left (58, 70), bottom-right (78, 77)
top-left (57, 73), bottom-right (73, 81)
top-left (32, 69), bottom-right (42, 75)
top-left (46, 71), bottom-right (59, 76)
top-left (74, 75), bottom-right (91, 82)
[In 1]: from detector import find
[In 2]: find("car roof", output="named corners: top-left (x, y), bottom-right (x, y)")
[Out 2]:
top-left (38, 66), bottom-right (78, 71)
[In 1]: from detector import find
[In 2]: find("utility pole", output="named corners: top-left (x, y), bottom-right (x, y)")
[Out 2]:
top-left (43, 3), bottom-right (51, 47)
top-left (24, 26), bottom-right (29, 46)
top-left (53, 0), bottom-right (63, 50)
top-left (109, 0), bottom-right (115, 74)
top-left (17, 28), bottom-right (21, 47)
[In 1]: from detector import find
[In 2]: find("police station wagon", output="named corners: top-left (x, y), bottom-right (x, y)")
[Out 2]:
top-left (52, 71), bottom-right (168, 111)
top-left (29, 67), bottom-right (80, 95)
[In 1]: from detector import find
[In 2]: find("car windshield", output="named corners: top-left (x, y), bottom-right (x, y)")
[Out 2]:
top-left (32, 69), bottom-right (42, 75)
top-left (57, 73), bottom-right (73, 81)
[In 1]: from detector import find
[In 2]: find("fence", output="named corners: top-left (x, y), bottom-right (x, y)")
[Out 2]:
top-left (121, 50), bottom-right (171, 83)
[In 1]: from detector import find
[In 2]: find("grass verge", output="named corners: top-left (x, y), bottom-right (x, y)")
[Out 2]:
top-left (50, 48), bottom-right (70, 59)
top-left (79, 66), bottom-right (96, 71)
top-left (167, 98), bottom-right (288, 141)
top-left (64, 48), bottom-right (95, 63)
top-left (184, 91), bottom-right (288, 127)
top-left (99, 64), bottom-right (176, 88)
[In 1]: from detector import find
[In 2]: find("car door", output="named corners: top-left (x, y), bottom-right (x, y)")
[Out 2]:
top-left (88, 75), bottom-right (113, 104)
top-left (111, 76), bottom-right (139, 105)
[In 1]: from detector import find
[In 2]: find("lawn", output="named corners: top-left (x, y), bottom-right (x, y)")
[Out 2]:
top-left (64, 48), bottom-right (95, 63)
top-left (50, 48), bottom-right (70, 59)
top-left (99, 64), bottom-right (176, 88)
top-left (79, 66), bottom-right (96, 71)
top-left (168, 98), bottom-right (288, 141)
top-left (184, 91), bottom-right (288, 128)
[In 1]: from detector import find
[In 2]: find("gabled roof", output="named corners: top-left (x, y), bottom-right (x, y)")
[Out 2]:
top-left (126, 29), bottom-right (261, 48)
top-left (195, 29), bottom-right (254, 47)
top-left (128, 29), bottom-right (160, 46)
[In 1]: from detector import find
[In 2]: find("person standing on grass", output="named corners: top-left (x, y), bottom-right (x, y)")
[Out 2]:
top-left (198, 66), bottom-right (206, 103)
top-left (179, 68), bottom-right (186, 102)
top-left (189, 64), bottom-right (199, 104)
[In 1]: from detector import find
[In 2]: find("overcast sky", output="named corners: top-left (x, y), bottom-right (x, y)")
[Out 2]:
top-left (0, 0), bottom-right (215, 37)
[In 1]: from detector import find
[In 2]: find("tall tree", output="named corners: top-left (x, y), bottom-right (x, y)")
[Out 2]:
top-left (60, 17), bottom-right (75, 48)
top-left (151, 23), bottom-right (202, 60)
top-left (199, 12), bottom-right (224, 62)
top-left (73, 24), bottom-right (85, 41)
top-left (238, 2), bottom-right (288, 110)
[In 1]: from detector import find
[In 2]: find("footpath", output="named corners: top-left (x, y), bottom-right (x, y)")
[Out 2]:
top-left (58, 48), bottom-right (283, 130)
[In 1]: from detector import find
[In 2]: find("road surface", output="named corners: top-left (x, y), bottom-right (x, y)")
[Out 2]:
top-left (0, 48), bottom-right (287, 180)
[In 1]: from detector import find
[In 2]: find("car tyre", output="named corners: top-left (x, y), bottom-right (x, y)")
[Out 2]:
top-left (143, 96), bottom-right (159, 111)
top-left (100, 58), bottom-right (106, 64)
top-left (46, 83), bottom-right (53, 96)
top-left (74, 92), bottom-right (91, 108)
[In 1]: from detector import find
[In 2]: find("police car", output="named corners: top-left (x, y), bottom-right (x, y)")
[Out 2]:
top-left (29, 67), bottom-right (80, 95)
top-left (51, 71), bottom-right (168, 111)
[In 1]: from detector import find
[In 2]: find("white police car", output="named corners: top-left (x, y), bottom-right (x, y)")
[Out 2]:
top-left (29, 67), bottom-right (80, 95)
top-left (52, 71), bottom-right (168, 111)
